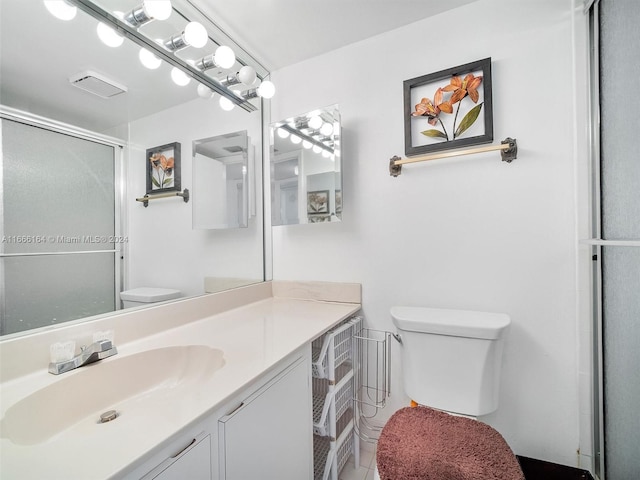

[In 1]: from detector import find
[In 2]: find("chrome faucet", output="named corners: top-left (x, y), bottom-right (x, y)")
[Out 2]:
top-left (48, 339), bottom-right (118, 375)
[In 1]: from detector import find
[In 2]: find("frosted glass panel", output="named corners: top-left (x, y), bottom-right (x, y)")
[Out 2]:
top-left (601, 247), bottom-right (640, 479)
top-left (1, 119), bottom-right (117, 335)
top-left (2, 253), bottom-right (116, 335)
top-left (599, 0), bottom-right (640, 239)
top-left (1, 119), bottom-right (115, 253)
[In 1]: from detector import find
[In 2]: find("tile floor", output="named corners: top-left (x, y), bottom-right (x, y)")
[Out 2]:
top-left (338, 446), bottom-right (377, 480)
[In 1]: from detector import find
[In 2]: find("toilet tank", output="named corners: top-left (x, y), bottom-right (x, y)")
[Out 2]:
top-left (120, 287), bottom-right (181, 309)
top-left (391, 306), bottom-right (511, 416)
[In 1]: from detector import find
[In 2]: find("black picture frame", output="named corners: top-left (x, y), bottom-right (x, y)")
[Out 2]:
top-left (146, 142), bottom-right (181, 195)
top-left (404, 58), bottom-right (493, 157)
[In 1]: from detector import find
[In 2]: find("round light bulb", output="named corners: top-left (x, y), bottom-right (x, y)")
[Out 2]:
top-left (320, 122), bottom-right (334, 136)
top-left (183, 22), bottom-right (208, 48)
top-left (197, 83), bottom-right (215, 99)
top-left (290, 135), bottom-right (302, 145)
top-left (97, 22), bottom-right (124, 47)
top-left (219, 96), bottom-right (235, 111)
top-left (171, 67), bottom-right (191, 86)
top-left (139, 48), bottom-right (161, 69)
top-left (44, 0), bottom-right (77, 20)
top-left (257, 80), bottom-right (275, 99)
top-left (308, 115), bottom-right (322, 130)
top-left (143, 0), bottom-right (172, 20)
top-left (238, 66), bottom-right (257, 86)
top-left (302, 140), bottom-right (312, 150)
top-left (214, 45), bottom-right (236, 69)
top-left (277, 128), bottom-right (290, 139)
top-left (312, 145), bottom-right (322, 154)
top-left (322, 149), bottom-right (331, 158)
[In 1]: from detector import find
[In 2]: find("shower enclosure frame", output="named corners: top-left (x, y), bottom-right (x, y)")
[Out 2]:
top-left (0, 106), bottom-right (127, 333)
top-left (586, 1), bottom-right (640, 478)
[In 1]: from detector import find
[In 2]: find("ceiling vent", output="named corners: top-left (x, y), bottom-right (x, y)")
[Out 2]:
top-left (68, 70), bottom-right (127, 98)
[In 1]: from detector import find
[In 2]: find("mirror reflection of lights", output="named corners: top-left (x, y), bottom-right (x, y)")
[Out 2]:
top-left (97, 21), bottom-right (124, 47)
top-left (139, 48), bottom-right (161, 69)
top-left (308, 115), bottom-right (323, 130)
top-left (44, 0), bottom-right (77, 20)
top-left (44, 0), bottom-right (274, 111)
top-left (171, 67), bottom-right (191, 86)
top-left (320, 122), bottom-right (333, 137)
top-left (197, 83), bottom-right (215, 99)
top-left (219, 96), bottom-right (235, 111)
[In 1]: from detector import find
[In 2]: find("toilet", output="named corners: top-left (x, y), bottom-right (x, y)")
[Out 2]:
top-left (119, 287), bottom-right (181, 309)
top-left (374, 306), bottom-right (524, 480)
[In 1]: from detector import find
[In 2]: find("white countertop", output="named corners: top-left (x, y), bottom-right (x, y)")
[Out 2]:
top-left (0, 292), bottom-right (360, 479)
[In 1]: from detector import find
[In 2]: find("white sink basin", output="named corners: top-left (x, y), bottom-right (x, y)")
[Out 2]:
top-left (0, 345), bottom-right (225, 445)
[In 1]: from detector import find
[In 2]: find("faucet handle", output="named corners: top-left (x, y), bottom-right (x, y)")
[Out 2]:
top-left (49, 341), bottom-right (76, 363)
top-left (93, 330), bottom-right (114, 343)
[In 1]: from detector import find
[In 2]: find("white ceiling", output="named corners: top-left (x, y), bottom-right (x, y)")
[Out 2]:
top-left (191, 0), bottom-right (479, 71)
top-left (0, 0), bottom-right (478, 132)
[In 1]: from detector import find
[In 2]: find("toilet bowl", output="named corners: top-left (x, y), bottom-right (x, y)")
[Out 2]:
top-left (375, 306), bottom-right (523, 480)
top-left (119, 287), bottom-right (181, 309)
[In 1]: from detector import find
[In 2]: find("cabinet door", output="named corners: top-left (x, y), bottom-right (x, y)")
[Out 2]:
top-left (218, 357), bottom-right (312, 480)
top-left (147, 434), bottom-right (211, 480)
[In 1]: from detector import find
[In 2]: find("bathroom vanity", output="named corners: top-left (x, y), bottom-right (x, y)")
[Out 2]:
top-left (0, 281), bottom-right (361, 479)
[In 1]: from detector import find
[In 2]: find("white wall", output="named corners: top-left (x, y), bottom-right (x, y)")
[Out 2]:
top-left (126, 98), bottom-right (264, 297)
top-left (271, 0), bottom-right (591, 468)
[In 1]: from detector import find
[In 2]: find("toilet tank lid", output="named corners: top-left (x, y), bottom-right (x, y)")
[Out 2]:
top-left (391, 306), bottom-right (510, 340)
top-left (120, 287), bottom-right (181, 303)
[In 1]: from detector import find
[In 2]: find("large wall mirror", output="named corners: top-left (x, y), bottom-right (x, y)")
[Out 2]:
top-left (0, 0), bottom-right (268, 337)
top-left (271, 105), bottom-right (342, 225)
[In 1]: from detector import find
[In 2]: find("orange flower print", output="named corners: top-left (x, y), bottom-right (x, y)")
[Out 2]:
top-left (412, 88), bottom-right (452, 125)
top-left (443, 73), bottom-right (483, 104)
top-left (149, 152), bottom-right (174, 189)
top-left (411, 65), bottom-right (486, 143)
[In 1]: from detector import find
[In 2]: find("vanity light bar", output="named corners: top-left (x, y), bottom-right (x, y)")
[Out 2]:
top-left (278, 124), bottom-right (335, 154)
top-left (66, 0), bottom-right (257, 112)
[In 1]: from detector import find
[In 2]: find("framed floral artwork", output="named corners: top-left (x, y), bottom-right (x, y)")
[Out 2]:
top-left (404, 58), bottom-right (493, 157)
top-left (307, 190), bottom-right (330, 214)
top-left (146, 142), bottom-right (181, 194)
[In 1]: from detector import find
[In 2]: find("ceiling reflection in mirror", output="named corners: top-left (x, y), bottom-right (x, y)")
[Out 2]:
top-left (0, 0), bottom-right (268, 337)
top-left (271, 105), bottom-right (342, 225)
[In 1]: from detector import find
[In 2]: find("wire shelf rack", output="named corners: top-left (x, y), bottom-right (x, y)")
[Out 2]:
top-left (353, 326), bottom-right (392, 443)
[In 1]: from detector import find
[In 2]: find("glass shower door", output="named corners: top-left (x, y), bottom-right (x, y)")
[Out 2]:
top-left (1, 118), bottom-right (118, 335)
top-left (592, 0), bottom-right (640, 478)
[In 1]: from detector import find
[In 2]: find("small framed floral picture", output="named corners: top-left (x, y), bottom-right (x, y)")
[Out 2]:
top-left (146, 142), bottom-right (181, 194)
top-left (307, 190), bottom-right (330, 214)
top-left (404, 58), bottom-right (493, 157)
